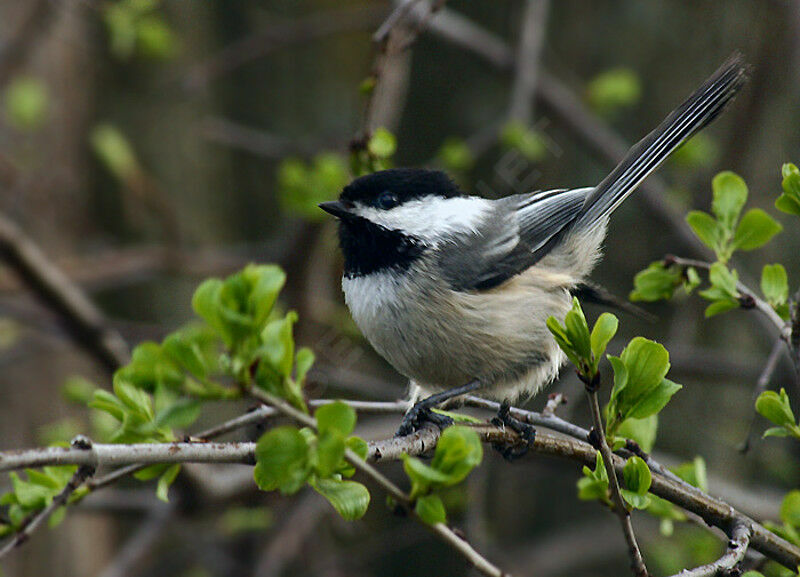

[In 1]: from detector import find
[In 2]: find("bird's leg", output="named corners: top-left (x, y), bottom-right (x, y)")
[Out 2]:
top-left (491, 401), bottom-right (536, 461)
top-left (395, 378), bottom-right (483, 437)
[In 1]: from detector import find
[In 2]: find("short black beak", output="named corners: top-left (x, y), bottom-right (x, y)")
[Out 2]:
top-left (318, 200), bottom-right (354, 219)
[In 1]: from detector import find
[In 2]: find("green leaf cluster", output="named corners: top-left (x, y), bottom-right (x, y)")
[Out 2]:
top-left (546, 298), bottom-right (618, 382)
top-left (351, 127), bottom-right (396, 175)
top-left (501, 121), bottom-right (547, 162)
top-left (698, 263), bottom-right (741, 318)
top-left (756, 389), bottom-right (800, 440)
top-left (577, 453), bottom-right (652, 510)
top-left (253, 402), bottom-right (370, 520)
top-left (606, 337), bottom-right (682, 437)
top-left (630, 261), bottom-right (700, 302)
top-left (400, 426), bottom-right (483, 525)
top-left (103, 0), bottom-right (177, 61)
top-left (0, 466), bottom-right (82, 536)
top-left (686, 171), bottom-right (781, 264)
top-left (776, 163), bottom-right (800, 216)
top-left (192, 264), bottom-right (311, 411)
top-left (278, 154), bottom-right (349, 221)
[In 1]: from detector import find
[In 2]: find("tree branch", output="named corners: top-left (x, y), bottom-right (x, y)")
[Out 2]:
top-left (2, 425), bottom-right (799, 571)
top-left (585, 385), bottom-right (649, 577)
top-left (667, 255), bottom-right (789, 337)
top-left (0, 213), bottom-right (130, 372)
top-left (665, 520), bottom-right (750, 577)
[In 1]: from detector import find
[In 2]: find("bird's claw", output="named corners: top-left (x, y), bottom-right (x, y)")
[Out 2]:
top-left (491, 401), bottom-right (536, 461)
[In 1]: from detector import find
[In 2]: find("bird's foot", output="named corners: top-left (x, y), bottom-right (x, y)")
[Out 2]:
top-left (395, 378), bottom-right (482, 437)
top-left (491, 401), bottom-right (536, 461)
top-left (396, 405), bottom-right (453, 437)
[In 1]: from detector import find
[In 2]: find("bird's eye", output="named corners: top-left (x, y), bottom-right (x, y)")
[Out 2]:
top-left (377, 191), bottom-right (399, 210)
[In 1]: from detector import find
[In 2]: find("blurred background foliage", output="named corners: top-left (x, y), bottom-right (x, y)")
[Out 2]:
top-left (0, 1), bottom-right (799, 576)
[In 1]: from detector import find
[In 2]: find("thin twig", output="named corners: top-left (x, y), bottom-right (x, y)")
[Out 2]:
top-left (0, 459), bottom-right (95, 558)
top-left (667, 520), bottom-right (750, 577)
top-left (668, 255), bottom-right (789, 336)
top-left (741, 339), bottom-right (784, 452)
top-left (183, 4), bottom-right (389, 90)
top-left (585, 387), bottom-right (649, 577)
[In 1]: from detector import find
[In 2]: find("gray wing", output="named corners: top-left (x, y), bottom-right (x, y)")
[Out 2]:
top-left (439, 187), bottom-right (591, 291)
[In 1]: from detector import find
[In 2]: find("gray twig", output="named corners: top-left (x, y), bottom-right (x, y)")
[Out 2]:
top-left (741, 339), bottom-right (784, 452)
top-left (507, 0), bottom-right (550, 124)
top-left (585, 387), bottom-right (649, 577)
top-left (666, 520), bottom-right (750, 577)
top-left (0, 214), bottom-right (130, 372)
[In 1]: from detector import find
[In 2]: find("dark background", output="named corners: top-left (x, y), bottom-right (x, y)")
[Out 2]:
top-left (0, 1), bottom-right (799, 576)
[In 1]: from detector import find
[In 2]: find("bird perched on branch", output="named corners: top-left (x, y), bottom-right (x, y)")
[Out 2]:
top-left (320, 54), bottom-right (748, 438)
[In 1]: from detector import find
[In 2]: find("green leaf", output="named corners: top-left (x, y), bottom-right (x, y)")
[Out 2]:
top-left (625, 379), bottom-right (682, 421)
top-left (254, 426), bottom-right (311, 494)
top-left (732, 209), bottom-right (782, 251)
top-left (671, 457), bottom-right (708, 492)
top-left (311, 478), bottom-right (370, 521)
top-left (4, 76), bottom-right (49, 131)
top-left (346, 436), bottom-right (369, 461)
top-left (622, 456), bottom-right (651, 494)
top-left (708, 263), bottom-right (739, 296)
top-left (154, 398), bottom-right (201, 429)
top-left (763, 427), bottom-right (792, 438)
top-left (703, 298), bottom-right (740, 318)
top-left (577, 452), bottom-right (609, 503)
top-left (401, 456), bottom-right (454, 496)
top-left (756, 389), bottom-right (796, 429)
top-left (761, 264), bottom-right (789, 307)
top-left (259, 312), bottom-right (298, 380)
top-left (316, 402), bottom-right (356, 437)
top-left (156, 464), bottom-right (180, 502)
top-left (500, 121), bottom-right (547, 161)
top-left (740, 572), bottom-right (765, 577)
top-left (368, 128), bottom-right (396, 158)
top-left (684, 267), bottom-right (701, 293)
top-left (630, 262), bottom-right (681, 302)
top-left (429, 426), bottom-right (483, 485)
top-left (295, 347), bottom-right (315, 385)
top-left (777, 163), bottom-right (800, 216)
top-left (614, 415), bottom-right (658, 453)
top-left (711, 171), bottom-right (748, 231)
top-left (564, 299), bottom-right (592, 363)
top-left (90, 124), bottom-right (138, 180)
top-left (415, 494), bottom-right (447, 525)
top-left (775, 194), bottom-right (800, 216)
top-left (620, 489), bottom-right (651, 510)
top-left (686, 211), bottom-right (720, 250)
top-left (586, 68), bottom-right (641, 118)
top-left (247, 265), bottom-right (286, 329)
top-left (781, 490), bottom-right (800, 529)
top-left (437, 138), bottom-right (475, 173)
top-left (590, 313), bottom-right (618, 363)
top-left (314, 431), bottom-right (346, 478)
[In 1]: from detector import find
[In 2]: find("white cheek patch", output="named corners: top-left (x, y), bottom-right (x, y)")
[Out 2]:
top-left (355, 197), bottom-right (491, 243)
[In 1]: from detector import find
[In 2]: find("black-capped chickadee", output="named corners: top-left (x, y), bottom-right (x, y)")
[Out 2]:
top-left (320, 55), bottom-right (747, 435)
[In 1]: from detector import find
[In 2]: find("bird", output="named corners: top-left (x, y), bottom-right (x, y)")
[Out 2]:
top-left (319, 54), bottom-right (747, 438)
